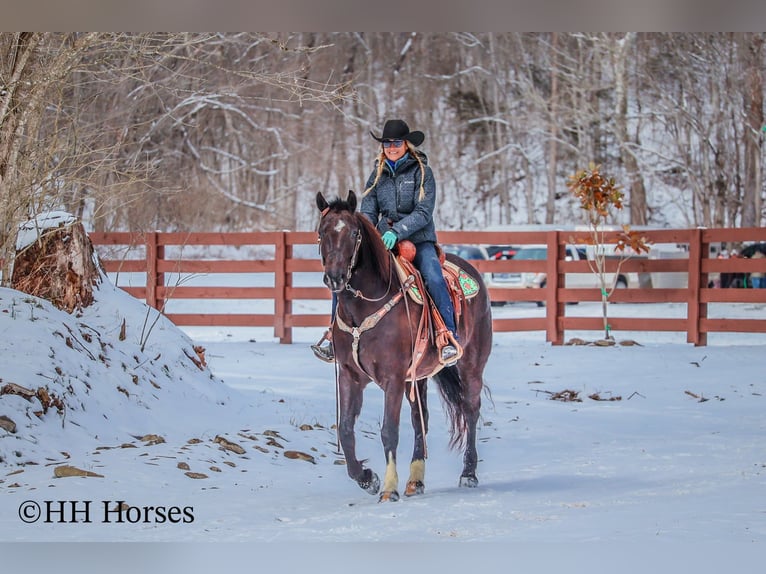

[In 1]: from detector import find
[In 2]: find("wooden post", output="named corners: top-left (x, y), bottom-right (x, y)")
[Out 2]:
top-left (274, 231), bottom-right (292, 344)
top-left (546, 230), bottom-right (564, 345)
top-left (145, 231), bottom-right (164, 310)
top-left (687, 228), bottom-right (706, 346)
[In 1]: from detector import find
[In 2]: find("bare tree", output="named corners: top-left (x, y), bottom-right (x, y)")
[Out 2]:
top-left (1, 33), bottom-right (101, 284)
top-left (1, 32), bottom-right (355, 286)
top-left (4, 31), bottom-right (765, 260)
top-left (740, 32), bottom-right (764, 228)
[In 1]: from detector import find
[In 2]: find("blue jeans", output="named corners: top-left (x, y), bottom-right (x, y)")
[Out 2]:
top-left (413, 241), bottom-right (457, 336)
top-left (751, 276), bottom-right (765, 289)
top-left (328, 241), bottom-right (457, 336)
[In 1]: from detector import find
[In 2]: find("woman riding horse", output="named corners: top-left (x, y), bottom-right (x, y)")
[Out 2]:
top-left (312, 119), bottom-right (460, 365)
top-left (315, 189), bottom-right (492, 500)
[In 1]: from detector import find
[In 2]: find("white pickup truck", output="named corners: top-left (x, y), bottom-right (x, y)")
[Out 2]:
top-left (488, 244), bottom-right (639, 306)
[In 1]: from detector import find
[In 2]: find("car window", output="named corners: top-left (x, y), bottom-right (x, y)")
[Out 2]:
top-left (458, 247), bottom-right (485, 260)
top-left (512, 248), bottom-right (547, 260)
top-left (443, 245), bottom-right (486, 260)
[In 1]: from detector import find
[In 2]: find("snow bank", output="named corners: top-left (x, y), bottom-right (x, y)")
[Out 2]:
top-left (0, 278), bottom-right (241, 466)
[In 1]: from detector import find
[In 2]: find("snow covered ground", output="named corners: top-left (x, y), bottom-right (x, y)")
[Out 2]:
top-left (1, 270), bottom-right (765, 571)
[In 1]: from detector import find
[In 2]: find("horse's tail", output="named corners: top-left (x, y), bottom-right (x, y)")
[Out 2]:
top-left (432, 365), bottom-right (468, 451)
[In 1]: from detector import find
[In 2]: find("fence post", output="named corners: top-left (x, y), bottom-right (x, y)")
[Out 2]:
top-left (546, 230), bottom-right (564, 345)
top-left (145, 231), bottom-right (164, 310)
top-left (274, 231), bottom-right (292, 344)
top-left (687, 227), bottom-right (706, 346)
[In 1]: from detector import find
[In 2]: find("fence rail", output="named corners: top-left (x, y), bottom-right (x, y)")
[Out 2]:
top-left (89, 228), bottom-right (766, 346)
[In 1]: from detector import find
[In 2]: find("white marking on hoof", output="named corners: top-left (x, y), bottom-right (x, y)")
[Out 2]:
top-left (379, 490), bottom-right (400, 502)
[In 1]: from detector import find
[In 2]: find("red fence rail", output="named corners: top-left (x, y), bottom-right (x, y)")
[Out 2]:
top-left (89, 228), bottom-right (766, 346)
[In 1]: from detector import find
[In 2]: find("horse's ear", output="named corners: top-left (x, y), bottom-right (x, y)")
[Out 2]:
top-left (316, 192), bottom-right (328, 212)
top-left (347, 190), bottom-right (357, 212)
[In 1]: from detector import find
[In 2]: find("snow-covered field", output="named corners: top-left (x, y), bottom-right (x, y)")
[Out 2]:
top-left (1, 268), bottom-right (765, 571)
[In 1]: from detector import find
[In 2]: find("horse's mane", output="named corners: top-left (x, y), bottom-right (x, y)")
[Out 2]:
top-left (325, 197), bottom-right (391, 280)
top-left (356, 212), bottom-right (392, 278)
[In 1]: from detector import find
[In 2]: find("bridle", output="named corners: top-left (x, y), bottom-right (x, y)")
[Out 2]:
top-left (317, 208), bottom-right (394, 302)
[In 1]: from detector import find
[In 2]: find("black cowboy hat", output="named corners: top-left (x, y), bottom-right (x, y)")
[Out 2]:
top-left (370, 119), bottom-right (425, 147)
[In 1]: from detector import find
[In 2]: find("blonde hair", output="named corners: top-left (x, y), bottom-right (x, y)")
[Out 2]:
top-left (363, 141), bottom-right (427, 201)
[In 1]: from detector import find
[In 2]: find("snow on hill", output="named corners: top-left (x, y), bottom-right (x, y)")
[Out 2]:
top-left (0, 279), bottom-right (245, 466)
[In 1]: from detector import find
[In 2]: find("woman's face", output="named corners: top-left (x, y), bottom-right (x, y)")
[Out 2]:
top-left (382, 139), bottom-right (407, 162)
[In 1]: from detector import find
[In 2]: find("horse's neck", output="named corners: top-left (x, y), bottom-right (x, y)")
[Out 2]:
top-left (341, 252), bottom-right (393, 309)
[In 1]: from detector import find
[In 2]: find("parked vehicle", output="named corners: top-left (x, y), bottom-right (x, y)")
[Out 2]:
top-left (485, 245), bottom-right (519, 260)
top-left (721, 242), bottom-right (766, 288)
top-left (442, 244), bottom-right (489, 262)
top-left (487, 244), bottom-right (634, 307)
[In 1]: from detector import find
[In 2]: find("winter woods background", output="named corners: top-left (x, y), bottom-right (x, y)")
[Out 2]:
top-left (1, 32), bottom-right (765, 283)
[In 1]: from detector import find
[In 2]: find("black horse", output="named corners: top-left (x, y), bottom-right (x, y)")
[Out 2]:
top-left (316, 191), bottom-right (492, 501)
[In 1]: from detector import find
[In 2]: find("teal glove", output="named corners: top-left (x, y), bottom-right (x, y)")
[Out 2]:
top-left (381, 230), bottom-right (398, 250)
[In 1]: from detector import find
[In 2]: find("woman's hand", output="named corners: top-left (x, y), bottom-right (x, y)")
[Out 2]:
top-left (381, 230), bottom-right (398, 250)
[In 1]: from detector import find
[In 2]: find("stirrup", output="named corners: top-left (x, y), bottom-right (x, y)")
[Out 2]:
top-left (311, 342), bottom-right (335, 363)
top-left (437, 330), bottom-right (462, 367)
top-left (311, 329), bottom-right (335, 363)
top-left (440, 344), bottom-right (458, 367)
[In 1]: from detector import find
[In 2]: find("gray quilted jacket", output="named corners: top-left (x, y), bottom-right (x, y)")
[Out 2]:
top-left (359, 151), bottom-right (437, 245)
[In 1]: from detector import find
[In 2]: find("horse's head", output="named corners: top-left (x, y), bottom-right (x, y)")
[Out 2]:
top-left (316, 191), bottom-right (365, 293)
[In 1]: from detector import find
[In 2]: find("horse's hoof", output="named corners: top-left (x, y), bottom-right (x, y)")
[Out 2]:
top-left (459, 475), bottom-right (479, 488)
top-left (404, 480), bottom-right (425, 497)
top-left (379, 490), bottom-right (400, 502)
top-left (360, 470), bottom-right (380, 495)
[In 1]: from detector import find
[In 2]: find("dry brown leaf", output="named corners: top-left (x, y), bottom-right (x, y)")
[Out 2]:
top-left (184, 472), bottom-right (208, 479)
top-left (214, 435), bottom-right (246, 455)
top-left (547, 389), bottom-right (582, 402)
top-left (284, 450), bottom-right (317, 464)
top-left (137, 434), bottom-right (165, 446)
top-left (589, 393), bottom-right (622, 402)
top-left (54, 465), bottom-right (104, 478)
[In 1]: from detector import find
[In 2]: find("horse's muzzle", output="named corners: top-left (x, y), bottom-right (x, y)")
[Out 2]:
top-left (323, 272), bottom-right (346, 293)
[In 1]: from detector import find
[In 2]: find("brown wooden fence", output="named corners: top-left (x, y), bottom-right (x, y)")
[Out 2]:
top-left (89, 227), bottom-right (766, 346)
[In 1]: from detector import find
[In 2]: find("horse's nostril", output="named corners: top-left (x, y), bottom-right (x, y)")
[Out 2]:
top-left (324, 273), bottom-right (343, 292)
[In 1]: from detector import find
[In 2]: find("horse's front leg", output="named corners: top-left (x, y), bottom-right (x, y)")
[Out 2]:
top-left (379, 380), bottom-right (406, 502)
top-left (337, 372), bottom-right (379, 495)
top-left (405, 378), bottom-right (428, 497)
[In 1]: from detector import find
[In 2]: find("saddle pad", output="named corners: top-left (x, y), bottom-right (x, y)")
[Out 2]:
top-left (394, 257), bottom-right (480, 304)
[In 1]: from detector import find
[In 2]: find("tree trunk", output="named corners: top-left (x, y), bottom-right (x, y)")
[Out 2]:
top-left (545, 33), bottom-right (559, 225)
top-left (740, 32), bottom-right (764, 228)
top-left (11, 218), bottom-right (102, 313)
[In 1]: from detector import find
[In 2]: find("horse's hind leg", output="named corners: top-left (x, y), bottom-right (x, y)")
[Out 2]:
top-left (458, 363), bottom-right (485, 488)
top-left (337, 375), bottom-right (379, 495)
top-left (405, 378), bottom-right (428, 497)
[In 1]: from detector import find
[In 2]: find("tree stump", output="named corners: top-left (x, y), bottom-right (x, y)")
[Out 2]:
top-left (11, 216), bottom-right (102, 313)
